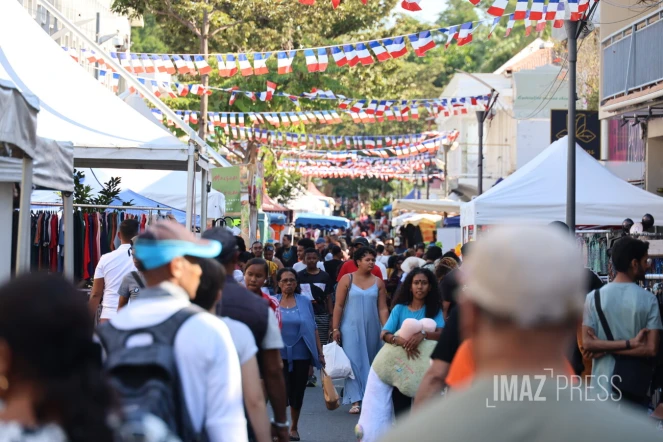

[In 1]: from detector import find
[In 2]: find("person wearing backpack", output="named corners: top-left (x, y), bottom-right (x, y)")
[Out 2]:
top-left (96, 221), bottom-right (247, 442)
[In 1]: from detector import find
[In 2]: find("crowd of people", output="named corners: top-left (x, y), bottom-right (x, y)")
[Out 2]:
top-left (1, 217), bottom-right (663, 441)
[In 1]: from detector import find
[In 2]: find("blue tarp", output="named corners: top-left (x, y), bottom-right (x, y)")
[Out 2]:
top-left (444, 215), bottom-right (460, 227)
top-left (268, 212), bottom-right (287, 225)
top-left (295, 212), bottom-right (350, 229)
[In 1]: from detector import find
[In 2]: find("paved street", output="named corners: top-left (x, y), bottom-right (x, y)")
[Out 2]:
top-left (271, 378), bottom-right (359, 442)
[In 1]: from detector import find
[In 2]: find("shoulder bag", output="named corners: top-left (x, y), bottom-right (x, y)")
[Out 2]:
top-left (594, 289), bottom-right (654, 399)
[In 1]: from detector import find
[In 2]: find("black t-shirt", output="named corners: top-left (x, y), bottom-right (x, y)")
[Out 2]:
top-left (277, 246), bottom-right (298, 268)
top-left (324, 259), bottom-right (343, 282)
top-left (297, 269), bottom-right (332, 315)
top-left (439, 269), bottom-right (460, 312)
top-left (431, 307), bottom-right (460, 363)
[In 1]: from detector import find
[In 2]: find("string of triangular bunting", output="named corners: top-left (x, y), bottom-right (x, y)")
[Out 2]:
top-left (61, 0), bottom-right (588, 80)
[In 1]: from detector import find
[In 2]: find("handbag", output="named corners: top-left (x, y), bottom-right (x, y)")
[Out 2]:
top-left (321, 368), bottom-right (340, 411)
top-left (594, 289), bottom-right (654, 399)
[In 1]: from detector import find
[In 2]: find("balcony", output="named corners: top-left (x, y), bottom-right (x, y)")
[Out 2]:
top-left (602, 8), bottom-right (663, 102)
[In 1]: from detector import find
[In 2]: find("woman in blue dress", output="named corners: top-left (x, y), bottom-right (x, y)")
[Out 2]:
top-left (331, 248), bottom-right (389, 414)
top-left (380, 267), bottom-right (445, 416)
top-left (276, 268), bottom-right (324, 441)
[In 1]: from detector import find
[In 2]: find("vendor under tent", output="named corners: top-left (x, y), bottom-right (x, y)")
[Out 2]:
top-left (0, 0), bottom-right (231, 278)
top-left (392, 199), bottom-right (460, 214)
top-left (294, 213), bottom-right (350, 230)
top-left (460, 136), bottom-right (663, 240)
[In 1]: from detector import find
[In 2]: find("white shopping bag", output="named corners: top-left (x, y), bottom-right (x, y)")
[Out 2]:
top-left (323, 341), bottom-right (355, 380)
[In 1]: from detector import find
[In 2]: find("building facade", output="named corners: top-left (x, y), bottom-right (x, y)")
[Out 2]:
top-left (599, 0), bottom-right (663, 194)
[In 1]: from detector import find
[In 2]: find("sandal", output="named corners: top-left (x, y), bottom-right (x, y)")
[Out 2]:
top-left (349, 404), bottom-right (361, 414)
top-left (289, 430), bottom-right (301, 441)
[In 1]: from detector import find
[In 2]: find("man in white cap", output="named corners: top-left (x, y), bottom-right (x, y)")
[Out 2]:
top-left (381, 226), bottom-right (659, 442)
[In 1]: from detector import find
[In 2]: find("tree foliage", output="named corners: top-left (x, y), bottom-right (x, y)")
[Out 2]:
top-left (73, 170), bottom-right (133, 209)
top-left (120, 0), bottom-right (552, 197)
top-left (261, 148), bottom-right (304, 204)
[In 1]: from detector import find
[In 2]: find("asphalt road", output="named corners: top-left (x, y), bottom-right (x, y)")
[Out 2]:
top-left (274, 377), bottom-right (359, 442)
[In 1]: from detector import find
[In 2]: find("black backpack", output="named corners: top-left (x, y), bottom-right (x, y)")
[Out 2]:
top-left (96, 305), bottom-right (206, 441)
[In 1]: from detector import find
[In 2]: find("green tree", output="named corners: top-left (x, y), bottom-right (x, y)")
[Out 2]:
top-left (73, 170), bottom-right (133, 209)
top-left (261, 148), bottom-right (304, 204)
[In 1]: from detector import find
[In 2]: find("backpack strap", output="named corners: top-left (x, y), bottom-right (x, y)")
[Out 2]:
top-left (131, 271), bottom-right (145, 289)
top-left (594, 289), bottom-right (615, 341)
top-left (96, 305), bottom-right (204, 354)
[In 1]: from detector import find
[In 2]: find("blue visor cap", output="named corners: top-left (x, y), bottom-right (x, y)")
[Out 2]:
top-left (134, 239), bottom-right (222, 271)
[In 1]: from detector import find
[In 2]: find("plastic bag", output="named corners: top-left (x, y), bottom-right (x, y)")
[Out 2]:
top-left (323, 341), bottom-right (355, 379)
top-left (321, 368), bottom-right (340, 411)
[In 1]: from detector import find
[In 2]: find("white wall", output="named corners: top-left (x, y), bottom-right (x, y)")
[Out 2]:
top-left (516, 120), bottom-right (551, 169)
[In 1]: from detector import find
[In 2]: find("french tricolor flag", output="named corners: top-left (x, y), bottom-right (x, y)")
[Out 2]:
top-left (351, 100), bottom-right (366, 113)
top-left (514, 0), bottom-right (529, 19)
top-left (569, 0), bottom-right (582, 20)
top-left (262, 81), bottom-right (277, 101)
top-left (505, 14), bottom-right (515, 36)
top-left (194, 55), bottom-right (211, 75)
top-left (384, 37), bottom-right (408, 58)
top-left (172, 55), bottom-right (189, 74)
top-left (536, 6), bottom-right (548, 32)
top-left (444, 26), bottom-right (459, 48)
top-left (524, 11), bottom-right (533, 36)
top-left (131, 53), bottom-right (145, 73)
top-left (400, 0), bottom-right (422, 11)
top-left (343, 45), bottom-right (359, 67)
top-left (119, 52), bottom-right (133, 72)
top-left (98, 69), bottom-right (107, 84)
top-left (304, 49), bottom-right (319, 72)
top-left (183, 55), bottom-right (197, 74)
top-left (190, 112), bottom-right (199, 125)
top-left (254, 52), bottom-right (271, 75)
top-left (338, 99), bottom-right (353, 110)
top-left (111, 73), bottom-right (120, 92)
top-left (366, 100), bottom-right (379, 115)
top-left (229, 92), bottom-right (239, 106)
top-left (238, 54), bottom-right (253, 76)
top-left (355, 43), bottom-right (374, 65)
top-left (141, 54), bottom-right (155, 73)
top-left (83, 49), bottom-right (97, 63)
top-left (277, 51), bottom-right (296, 74)
top-left (554, 1), bottom-right (566, 27)
top-left (332, 46), bottom-right (347, 67)
top-left (579, 0), bottom-right (590, 13)
top-left (411, 31), bottom-right (435, 56)
top-left (529, 0), bottom-right (545, 20)
top-left (216, 55), bottom-right (232, 77)
top-left (546, 0), bottom-right (559, 19)
top-left (487, 0), bottom-right (508, 17)
top-left (317, 48), bottom-right (329, 72)
top-left (487, 17), bottom-right (501, 38)
top-left (150, 55), bottom-right (164, 73)
top-left (162, 55), bottom-right (176, 74)
top-left (176, 83), bottom-right (189, 97)
top-left (457, 23), bottom-right (473, 46)
top-left (369, 41), bottom-right (390, 62)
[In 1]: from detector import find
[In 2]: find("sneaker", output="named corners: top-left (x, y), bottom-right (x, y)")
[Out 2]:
top-left (307, 375), bottom-right (317, 387)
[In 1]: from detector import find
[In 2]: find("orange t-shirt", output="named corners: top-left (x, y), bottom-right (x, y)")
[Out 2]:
top-left (445, 339), bottom-right (576, 390)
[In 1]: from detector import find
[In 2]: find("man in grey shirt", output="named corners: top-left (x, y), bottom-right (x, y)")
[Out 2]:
top-left (381, 227), bottom-right (660, 442)
top-left (583, 236), bottom-right (662, 407)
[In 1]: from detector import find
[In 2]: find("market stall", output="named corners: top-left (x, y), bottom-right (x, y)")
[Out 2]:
top-left (461, 136), bottom-right (663, 233)
top-left (392, 199), bottom-right (460, 214)
top-left (0, 78), bottom-right (74, 280)
top-left (294, 212), bottom-right (350, 230)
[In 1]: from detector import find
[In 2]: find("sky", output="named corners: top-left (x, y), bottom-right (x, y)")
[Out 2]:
top-left (394, 0), bottom-right (448, 24)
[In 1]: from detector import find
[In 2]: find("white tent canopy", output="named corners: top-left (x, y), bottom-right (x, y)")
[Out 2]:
top-left (461, 136), bottom-right (663, 226)
top-left (392, 199), bottom-right (460, 214)
top-left (392, 213), bottom-right (443, 227)
top-left (0, 0), bottom-right (195, 171)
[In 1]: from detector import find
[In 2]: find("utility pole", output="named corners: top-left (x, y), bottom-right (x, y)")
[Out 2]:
top-left (476, 110), bottom-right (486, 195)
top-left (94, 13), bottom-right (100, 80)
top-left (566, 20), bottom-right (579, 231)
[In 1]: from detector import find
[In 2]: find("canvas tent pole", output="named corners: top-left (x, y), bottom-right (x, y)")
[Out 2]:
top-left (186, 144), bottom-right (196, 232)
top-left (0, 184), bottom-right (12, 282)
top-left (200, 167), bottom-right (208, 232)
top-left (15, 158), bottom-right (33, 274)
top-left (62, 193), bottom-right (74, 279)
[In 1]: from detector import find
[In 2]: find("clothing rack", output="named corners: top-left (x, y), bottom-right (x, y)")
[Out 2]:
top-left (31, 202), bottom-right (170, 217)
